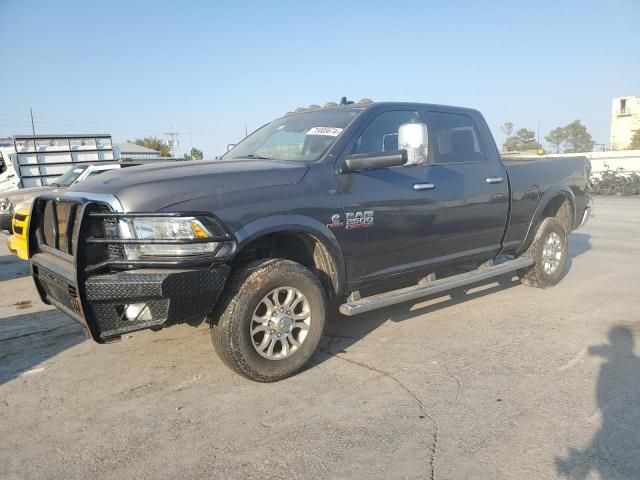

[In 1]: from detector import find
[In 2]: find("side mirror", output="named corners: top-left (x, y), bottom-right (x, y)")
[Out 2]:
top-left (398, 123), bottom-right (428, 165)
top-left (343, 150), bottom-right (407, 173)
top-left (226, 144), bottom-right (236, 152)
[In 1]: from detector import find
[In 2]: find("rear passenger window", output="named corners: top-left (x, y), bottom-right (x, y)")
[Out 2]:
top-left (426, 112), bottom-right (487, 163)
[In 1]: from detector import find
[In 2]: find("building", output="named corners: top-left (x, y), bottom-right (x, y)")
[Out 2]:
top-left (610, 96), bottom-right (640, 150)
top-left (114, 142), bottom-right (161, 159)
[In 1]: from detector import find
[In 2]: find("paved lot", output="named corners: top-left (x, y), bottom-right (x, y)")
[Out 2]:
top-left (0, 196), bottom-right (639, 480)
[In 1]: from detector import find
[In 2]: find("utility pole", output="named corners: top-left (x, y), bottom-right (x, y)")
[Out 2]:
top-left (164, 126), bottom-right (180, 157)
top-left (187, 98), bottom-right (193, 153)
top-left (244, 124), bottom-right (248, 137)
top-left (29, 107), bottom-right (36, 136)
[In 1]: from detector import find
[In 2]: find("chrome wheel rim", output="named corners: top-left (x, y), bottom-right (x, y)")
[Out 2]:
top-left (542, 231), bottom-right (563, 274)
top-left (250, 287), bottom-right (311, 360)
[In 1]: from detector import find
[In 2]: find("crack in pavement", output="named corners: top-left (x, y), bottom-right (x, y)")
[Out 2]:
top-left (0, 324), bottom-right (76, 343)
top-left (321, 335), bottom-right (440, 480)
top-left (442, 363), bottom-right (463, 401)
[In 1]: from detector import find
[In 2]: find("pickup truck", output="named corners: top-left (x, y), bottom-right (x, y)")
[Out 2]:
top-left (27, 100), bottom-right (591, 382)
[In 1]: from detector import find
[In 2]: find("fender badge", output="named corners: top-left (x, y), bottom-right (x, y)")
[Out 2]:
top-left (327, 213), bottom-right (344, 229)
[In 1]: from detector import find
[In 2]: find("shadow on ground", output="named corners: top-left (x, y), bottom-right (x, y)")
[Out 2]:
top-left (0, 254), bottom-right (30, 281)
top-left (556, 325), bottom-right (640, 479)
top-left (0, 310), bottom-right (85, 384)
top-left (316, 232), bottom-right (592, 366)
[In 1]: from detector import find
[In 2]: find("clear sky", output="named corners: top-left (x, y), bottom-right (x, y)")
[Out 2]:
top-left (1, 0), bottom-right (638, 157)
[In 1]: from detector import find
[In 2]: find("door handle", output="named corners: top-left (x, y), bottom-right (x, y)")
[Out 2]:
top-left (413, 183), bottom-right (435, 191)
top-left (485, 177), bottom-right (503, 184)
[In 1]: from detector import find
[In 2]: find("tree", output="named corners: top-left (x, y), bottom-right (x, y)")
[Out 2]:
top-left (545, 127), bottom-right (566, 153)
top-left (133, 137), bottom-right (171, 157)
top-left (184, 147), bottom-right (204, 160)
top-left (515, 128), bottom-right (539, 150)
top-left (562, 120), bottom-right (595, 153)
top-left (628, 129), bottom-right (640, 150)
top-left (501, 122), bottom-right (514, 138)
top-left (503, 127), bottom-right (539, 152)
top-left (502, 135), bottom-right (520, 152)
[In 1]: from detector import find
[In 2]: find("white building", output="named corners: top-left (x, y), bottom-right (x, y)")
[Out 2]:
top-left (610, 96), bottom-right (640, 150)
top-left (114, 142), bottom-right (161, 159)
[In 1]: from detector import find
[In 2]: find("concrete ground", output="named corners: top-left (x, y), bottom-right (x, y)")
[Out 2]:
top-left (0, 197), bottom-right (639, 480)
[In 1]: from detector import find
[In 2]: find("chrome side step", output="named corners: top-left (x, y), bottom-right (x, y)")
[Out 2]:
top-left (339, 257), bottom-right (534, 316)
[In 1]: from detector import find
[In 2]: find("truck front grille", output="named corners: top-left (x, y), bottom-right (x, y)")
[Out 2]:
top-left (101, 214), bottom-right (125, 259)
top-left (32, 198), bottom-right (123, 269)
top-left (41, 199), bottom-right (79, 255)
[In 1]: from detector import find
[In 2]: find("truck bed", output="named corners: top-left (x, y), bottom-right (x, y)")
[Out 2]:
top-left (501, 155), bottom-right (589, 254)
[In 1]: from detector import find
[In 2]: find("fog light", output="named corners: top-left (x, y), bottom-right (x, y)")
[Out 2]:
top-left (125, 303), bottom-right (152, 321)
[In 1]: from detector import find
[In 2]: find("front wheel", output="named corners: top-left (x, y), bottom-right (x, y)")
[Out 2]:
top-left (210, 259), bottom-right (326, 382)
top-left (518, 217), bottom-right (568, 288)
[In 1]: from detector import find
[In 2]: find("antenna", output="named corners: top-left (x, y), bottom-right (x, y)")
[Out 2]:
top-left (163, 126), bottom-right (180, 157)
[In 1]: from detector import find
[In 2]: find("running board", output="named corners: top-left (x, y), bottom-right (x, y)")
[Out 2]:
top-left (339, 257), bottom-right (534, 316)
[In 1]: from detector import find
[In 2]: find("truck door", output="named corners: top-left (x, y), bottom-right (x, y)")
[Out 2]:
top-left (337, 108), bottom-right (458, 283)
top-left (423, 110), bottom-right (509, 263)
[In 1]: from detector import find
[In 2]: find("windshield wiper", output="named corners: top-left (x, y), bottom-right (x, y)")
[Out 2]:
top-left (233, 154), bottom-right (272, 160)
top-left (50, 182), bottom-right (61, 187)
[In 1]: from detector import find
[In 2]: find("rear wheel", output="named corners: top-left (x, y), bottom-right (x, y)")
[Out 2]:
top-left (210, 259), bottom-right (326, 382)
top-left (518, 217), bottom-right (568, 288)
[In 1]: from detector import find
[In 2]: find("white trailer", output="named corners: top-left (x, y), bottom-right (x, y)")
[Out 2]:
top-left (0, 134), bottom-right (116, 193)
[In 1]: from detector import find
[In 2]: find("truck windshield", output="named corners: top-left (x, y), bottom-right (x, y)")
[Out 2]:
top-left (225, 109), bottom-right (362, 162)
top-left (50, 165), bottom-right (87, 187)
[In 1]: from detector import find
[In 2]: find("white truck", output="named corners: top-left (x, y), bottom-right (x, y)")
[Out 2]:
top-left (0, 162), bottom-right (126, 231)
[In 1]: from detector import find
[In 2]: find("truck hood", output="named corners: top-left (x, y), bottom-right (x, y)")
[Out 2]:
top-left (68, 159), bottom-right (309, 212)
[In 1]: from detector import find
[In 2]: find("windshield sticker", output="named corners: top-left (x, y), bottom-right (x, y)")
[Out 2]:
top-left (306, 127), bottom-right (343, 137)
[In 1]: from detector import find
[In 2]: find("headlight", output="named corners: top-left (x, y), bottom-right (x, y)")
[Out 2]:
top-left (124, 216), bottom-right (221, 257)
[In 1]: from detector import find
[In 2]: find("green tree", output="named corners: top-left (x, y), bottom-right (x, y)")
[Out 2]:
top-left (133, 137), bottom-right (171, 157)
top-left (628, 129), bottom-right (640, 150)
top-left (515, 128), bottom-right (539, 150)
top-left (562, 120), bottom-right (595, 153)
top-left (184, 147), bottom-right (204, 160)
top-left (502, 126), bottom-right (540, 152)
top-left (545, 127), bottom-right (566, 153)
top-left (502, 135), bottom-right (520, 152)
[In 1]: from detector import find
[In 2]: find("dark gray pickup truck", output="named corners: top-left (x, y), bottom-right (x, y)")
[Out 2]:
top-left (28, 100), bottom-right (591, 381)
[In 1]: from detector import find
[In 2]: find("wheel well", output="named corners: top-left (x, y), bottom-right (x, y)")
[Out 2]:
top-left (542, 195), bottom-right (574, 232)
top-left (232, 232), bottom-right (340, 298)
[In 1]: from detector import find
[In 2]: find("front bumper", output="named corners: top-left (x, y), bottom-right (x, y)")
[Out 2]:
top-left (7, 233), bottom-right (28, 260)
top-left (32, 252), bottom-right (230, 342)
top-left (7, 208), bottom-right (29, 260)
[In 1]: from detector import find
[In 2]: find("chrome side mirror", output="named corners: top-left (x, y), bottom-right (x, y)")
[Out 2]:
top-left (398, 123), bottom-right (428, 165)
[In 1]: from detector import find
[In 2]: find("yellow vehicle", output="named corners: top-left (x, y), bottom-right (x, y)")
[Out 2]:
top-left (7, 208), bottom-right (29, 260)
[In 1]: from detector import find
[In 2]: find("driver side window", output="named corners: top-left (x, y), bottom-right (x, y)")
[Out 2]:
top-left (352, 110), bottom-right (421, 156)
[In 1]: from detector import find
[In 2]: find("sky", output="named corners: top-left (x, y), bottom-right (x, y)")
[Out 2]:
top-left (1, 0), bottom-right (638, 157)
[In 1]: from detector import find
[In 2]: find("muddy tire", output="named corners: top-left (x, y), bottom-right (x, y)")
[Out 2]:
top-left (518, 217), bottom-right (568, 288)
top-left (210, 259), bottom-right (326, 382)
